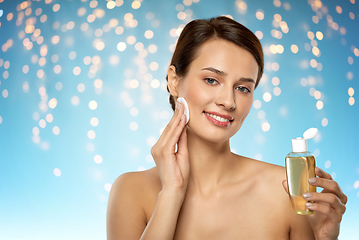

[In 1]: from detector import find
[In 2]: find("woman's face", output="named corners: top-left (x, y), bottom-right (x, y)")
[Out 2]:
top-left (173, 38), bottom-right (259, 143)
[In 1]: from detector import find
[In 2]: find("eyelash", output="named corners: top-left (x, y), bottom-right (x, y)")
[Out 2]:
top-left (205, 78), bottom-right (218, 85)
top-left (236, 86), bottom-right (251, 93)
top-left (204, 78), bottom-right (251, 93)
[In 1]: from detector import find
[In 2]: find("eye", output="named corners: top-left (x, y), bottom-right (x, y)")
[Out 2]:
top-left (205, 78), bottom-right (218, 85)
top-left (236, 86), bottom-right (251, 93)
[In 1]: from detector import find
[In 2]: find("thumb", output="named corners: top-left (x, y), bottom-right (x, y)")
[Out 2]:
top-left (282, 180), bottom-right (289, 194)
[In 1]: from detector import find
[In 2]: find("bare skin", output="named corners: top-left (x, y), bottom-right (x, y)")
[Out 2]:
top-left (107, 39), bottom-right (347, 240)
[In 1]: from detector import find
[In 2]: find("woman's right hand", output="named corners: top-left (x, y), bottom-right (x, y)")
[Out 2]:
top-left (151, 101), bottom-right (190, 195)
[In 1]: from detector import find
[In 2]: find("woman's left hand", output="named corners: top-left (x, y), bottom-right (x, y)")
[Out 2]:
top-left (283, 167), bottom-right (347, 239)
top-left (300, 167), bottom-right (347, 240)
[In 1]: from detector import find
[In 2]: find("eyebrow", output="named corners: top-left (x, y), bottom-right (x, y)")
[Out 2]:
top-left (201, 67), bottom-right (256, 84)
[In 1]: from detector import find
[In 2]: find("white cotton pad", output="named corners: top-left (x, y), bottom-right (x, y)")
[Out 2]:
top-left (177, 97), bottom-right (190, 124)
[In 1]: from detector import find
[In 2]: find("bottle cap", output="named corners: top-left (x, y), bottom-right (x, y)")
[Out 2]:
top-left (291, 128), bottom-right (318, 153)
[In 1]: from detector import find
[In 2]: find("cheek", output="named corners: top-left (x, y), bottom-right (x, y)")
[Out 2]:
top-left (181, 82), bottom-right (211, 110)
top-left (236, 95), bottom-right (253, 115)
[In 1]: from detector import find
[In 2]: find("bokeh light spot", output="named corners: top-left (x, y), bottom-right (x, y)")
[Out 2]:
top-left (53, 4), bottom-right (60, 12)
top-left (261, 122), bottom-right (270, 132)
top-left (107, 1), bottom-right (116, 9)
top-left (144, 30), bottom-right (154, 39)
top-left (348, 87), bottom-right (354, 96)
top-left (256, 10), bottom-right (264, 20)
top-left (130, 122), bottom-right (138, 131)
top-left (321, 118), bottom-right (328, 127)
top-left (255, 31), bottom-right (263, 39)
top-left (263, 92), bottom-right (272, 102)
top-left (325, 160), bottom-right (331, 169)
top-left (316, 100), bottom-right (324, 110)
top-left (336, 5), bottom-right (342, 14)
top-left (94, 79), bottom-right (103, 88)
top-left (32, 127), bottom-right (40, 136)
top-left (117, 42), bottom-right (126, 51)
top-left (90, 117), bottom-right (99, 126)
top-left (89, 100), bottom-right (98, 110)
top-left (54, 168), bottom-right (61, 177)
top-left (104, 183), bottom-right (112, 192)
top-left (77, 83), bottom-right (85, 92)
top-left (71, 96), bottom-right (80, 105)
top-left (271, 62), bottom-right (279, 71)
top-left (127, 36), bottom-right (136, 45)
top-left (53, 65), bottom-right (61, 74)
top-left (87, 130), bottom-right (96, 139)
top-left (349, 97), bottom-right (355, 106)
top-left (253, 100), bottom-right (261, 109)
top-left (273, 87), bottom-right (281, 96)
top-left (354, 180), bottom-right (359, 189)
top-left (150, 62), bottom-right (159, 71)
top-left (94, 155), bottom-right (103, 164)
top-left (23, 81), bottom-right (29, 93)
top-left (151, 79), bottom-right (160, 88)
top-left (46, 114), bottom-right (53, 123)
top-left (314, 90), bottom-right (321, 100)
top-left (132, 1), bottom-right (141, 9)
top-left (272, 77), bottom-right (280, 86)
top-left (316, 31), bottom-right (323, 40)
top-left (53, 126), bottom-right (60, 135)
top-left (73, 66), bottom-right (81, 75)
top-left (55, 82), bottom-right (63, 91)
top-left (148, 44), bottom-right (157, 53)
top-left (48, 98), bottom-right (57, 109)
top-left (39, 119), bottom-right (46, 128)
top-left (346, 71), bottom-right (354, 80)
top-left (130, 79), bottom-right (139, 88)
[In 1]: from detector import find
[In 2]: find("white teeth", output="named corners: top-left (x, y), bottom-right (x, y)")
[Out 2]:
top-left (205, 112), bottom-right (230, 122)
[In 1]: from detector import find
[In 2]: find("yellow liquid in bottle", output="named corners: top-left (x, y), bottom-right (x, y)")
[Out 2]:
top-left (285, 155), bottom-right (316, 215)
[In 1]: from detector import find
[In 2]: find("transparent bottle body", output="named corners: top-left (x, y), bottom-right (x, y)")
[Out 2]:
top-left (285, 152), bottom-right (316, 215)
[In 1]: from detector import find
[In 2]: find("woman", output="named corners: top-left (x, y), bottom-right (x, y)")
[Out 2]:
top-left (107, 16), bottom-right (347, 239)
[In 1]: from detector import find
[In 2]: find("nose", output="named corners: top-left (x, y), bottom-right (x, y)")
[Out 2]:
top-left (216, 86), bottom-right (236, 110)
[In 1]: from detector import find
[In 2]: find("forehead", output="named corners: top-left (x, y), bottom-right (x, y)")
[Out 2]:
top-left (189, 39), bottom-right (259, 80)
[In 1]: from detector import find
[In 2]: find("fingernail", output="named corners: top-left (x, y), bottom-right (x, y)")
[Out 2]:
top-left (308, 178), bottom-right (317, 184)
top-left (305, 202), bottom-right (313, 208)
top-left (303, 192), bottom-right (312, 199)
top-left (317, 167), bottom-right (323, 173)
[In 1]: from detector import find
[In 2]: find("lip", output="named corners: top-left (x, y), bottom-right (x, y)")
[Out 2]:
top-left (203, 111), bottom-right (234, 127)
top-left (204, 111), bottom-right (234, 121)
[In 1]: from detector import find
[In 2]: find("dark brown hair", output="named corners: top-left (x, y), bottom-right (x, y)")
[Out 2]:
top-left (166, 16), bottom-right (264, 111)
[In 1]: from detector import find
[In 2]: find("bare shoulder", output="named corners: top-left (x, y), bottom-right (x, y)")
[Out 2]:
top-left (107, 167), bottom-right (161, 240)
top-left (112, 167), bottom-right (160, 191)
top-left (109, 167), bottom-right (161, 215)
top-left (237, 155), bottom-right (286, 182)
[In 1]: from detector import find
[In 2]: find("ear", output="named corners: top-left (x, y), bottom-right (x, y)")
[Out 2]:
top-left (167, 65), bottom-right (180, 98)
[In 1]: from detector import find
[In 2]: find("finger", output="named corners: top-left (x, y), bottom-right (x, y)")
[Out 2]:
top-left (315, 167), bottom-right (332, 180)
top-left (157, 102), bottom-right (185, 143)
top-left (167, 114), bottom-right (186, 151)
top-left (308, 177), bottom-right (347, 205)
top-left (303, 192), bottom-right (346, 215)
top-left (305, 202), bottom-right (342, 223)
top-left (177, 124), bottom-right (188, 156)
top-left (282, 180), bottom-right (289, 194)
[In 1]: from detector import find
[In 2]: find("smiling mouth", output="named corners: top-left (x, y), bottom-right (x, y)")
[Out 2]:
top-left (203, 111), bottom-right (234, 126)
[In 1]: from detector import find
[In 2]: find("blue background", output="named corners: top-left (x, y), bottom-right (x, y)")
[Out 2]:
top-left (0, 0), bottom-right (358, 239)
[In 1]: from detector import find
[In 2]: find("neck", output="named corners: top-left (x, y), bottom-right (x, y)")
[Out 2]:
top-left (186, 127), bottom-right (237, 196)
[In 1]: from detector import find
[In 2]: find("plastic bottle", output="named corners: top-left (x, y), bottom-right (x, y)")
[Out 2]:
top-left (285, 128), bottom-right (318, 215)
